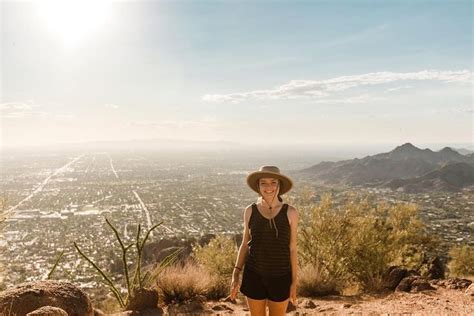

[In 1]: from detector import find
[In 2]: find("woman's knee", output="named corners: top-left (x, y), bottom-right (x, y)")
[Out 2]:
top-left (246, 297), bottom-right (267, 316)
top-left (267, 298), bottom-right (289, 316)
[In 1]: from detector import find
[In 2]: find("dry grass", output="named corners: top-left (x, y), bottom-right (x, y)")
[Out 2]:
top-left (298, 263), bottom-right (342, 297)
top-left (155, 262), bottom-right (209, 304)
top-left (155, 261), bottom-right (230, 304)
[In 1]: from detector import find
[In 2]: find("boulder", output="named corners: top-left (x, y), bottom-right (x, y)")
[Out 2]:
top-left (26, 306), bottom-right (68, 316)
top-left (0, 280), bottom-right (93, 316)
top-left (382, 266), bottom-right (408, 290)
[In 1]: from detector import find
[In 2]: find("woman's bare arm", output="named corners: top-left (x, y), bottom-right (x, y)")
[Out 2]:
top-left (288, 205), bottom-right (299, 304)
top-left (230, 205), bottom-right (252, 299)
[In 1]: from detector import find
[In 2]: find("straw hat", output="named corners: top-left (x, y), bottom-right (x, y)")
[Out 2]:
top-left (246, 166), bottom-right (293, 195)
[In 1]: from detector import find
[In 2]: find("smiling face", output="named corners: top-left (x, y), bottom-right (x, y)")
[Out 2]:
top-left (258, 177), bottom-right (280, 198)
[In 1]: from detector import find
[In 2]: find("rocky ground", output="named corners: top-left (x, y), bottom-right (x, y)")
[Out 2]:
top-left (1, 278), bottom-right (473, 315)
top-left (183, 282), bottom-right (473, 316)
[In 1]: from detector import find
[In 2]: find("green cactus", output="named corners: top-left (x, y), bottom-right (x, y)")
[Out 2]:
top-left (74, 217), bottom-right (182, 308)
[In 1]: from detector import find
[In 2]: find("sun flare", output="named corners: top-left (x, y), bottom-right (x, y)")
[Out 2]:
top-left (36, 0), bottom-right (111, 47)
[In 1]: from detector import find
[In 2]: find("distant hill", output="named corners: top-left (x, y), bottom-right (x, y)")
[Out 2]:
top-left (299, 143), bottom-right (474, 189)
top-left (454, 147), bottom-right (474, 155)
top-left (384, 162), bottom-right (474, 193)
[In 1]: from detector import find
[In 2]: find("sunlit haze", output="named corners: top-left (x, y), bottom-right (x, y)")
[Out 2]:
top-left (1, 0), bottom-right (472, 150)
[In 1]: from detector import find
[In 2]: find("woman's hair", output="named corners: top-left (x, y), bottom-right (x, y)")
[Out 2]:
top-left (257, 179), bottom-right (283, 202)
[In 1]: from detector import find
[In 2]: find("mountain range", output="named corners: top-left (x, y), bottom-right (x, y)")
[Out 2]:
top-left (299, 143), bottom-right (474, 192)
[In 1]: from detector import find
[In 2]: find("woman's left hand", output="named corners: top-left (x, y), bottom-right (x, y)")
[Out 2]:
top-left (289, 282), bottom-right (297, 305)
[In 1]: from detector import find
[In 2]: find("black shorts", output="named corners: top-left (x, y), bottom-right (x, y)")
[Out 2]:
top-left (239, 267), bottom-right (292, 302)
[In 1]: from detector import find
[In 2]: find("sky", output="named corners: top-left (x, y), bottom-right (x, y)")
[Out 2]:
top-left (1, 0), bottom-right (473, 150)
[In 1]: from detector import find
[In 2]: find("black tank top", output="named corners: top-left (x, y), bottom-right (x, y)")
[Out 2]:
top-left (245, 203), bottom-right (291, 276)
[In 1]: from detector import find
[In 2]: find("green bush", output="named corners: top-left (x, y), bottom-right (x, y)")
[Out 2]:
top-left (191, 234), bottom-right (237, 300)
top-left (192, 234), bottom-right (237, 277)
top-left (447, 244), bottom-right (474, 277)
top-left (297, 190), bottom-right (440, 294)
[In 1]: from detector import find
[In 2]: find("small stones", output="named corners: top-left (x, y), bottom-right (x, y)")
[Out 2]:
top-left (211, 304), bottom-right (234, 312)
top-left (286, 301), bottom-right (297, 313)
top-left (301, 299), bottom-right (317, 309)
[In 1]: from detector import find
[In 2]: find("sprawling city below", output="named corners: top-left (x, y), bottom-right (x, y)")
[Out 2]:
top-left (0, 147), bottom-right (472, 295)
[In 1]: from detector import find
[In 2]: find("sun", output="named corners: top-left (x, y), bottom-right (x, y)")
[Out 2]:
top-left (36, 0), bottom-right (112, 48)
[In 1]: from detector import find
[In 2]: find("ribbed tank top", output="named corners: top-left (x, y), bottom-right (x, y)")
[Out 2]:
top-left (245, 203), bottom-right (291, 276)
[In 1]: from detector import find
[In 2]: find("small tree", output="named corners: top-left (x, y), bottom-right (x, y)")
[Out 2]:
top-left (297, 191), bottom-right (440, 294)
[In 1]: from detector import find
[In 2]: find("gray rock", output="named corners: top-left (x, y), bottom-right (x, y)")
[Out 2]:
top-left (410, 278), bottom-right (436, 292)
top-left (396, 276), bottom-right (418, 292)
top-left (0, 280), bottom-right (93, 316)
top-left (382, 266), bottom-right (408, 290)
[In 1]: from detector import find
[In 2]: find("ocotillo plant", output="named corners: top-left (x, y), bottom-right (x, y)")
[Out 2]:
top-left (74, 217), bottom-right (181, 308)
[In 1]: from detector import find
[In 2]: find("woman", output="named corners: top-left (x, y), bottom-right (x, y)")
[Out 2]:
top-left (230, 166), bottom-right (298, 316)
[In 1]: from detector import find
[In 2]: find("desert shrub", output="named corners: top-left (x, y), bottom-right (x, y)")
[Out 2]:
top-left (191, 234), bottom-right (236, 300)
top-left (192, 234), bottom-right (237, 277)
top-left (297, 190), bottom-right (439, 294)
top-left (298, 193), bottom-right (353, 294)
top-left (156, 262), bottom-right (208, 304)
top-left (298, 263), bottom-right (340, 297)
top-left (447, 244), bottom-right (474, 277)
top-left (205, 274), bottom-right (230, 300)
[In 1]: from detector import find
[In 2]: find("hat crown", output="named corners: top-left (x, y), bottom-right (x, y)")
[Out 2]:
top-left (259, 165), bottom-right (281, 174)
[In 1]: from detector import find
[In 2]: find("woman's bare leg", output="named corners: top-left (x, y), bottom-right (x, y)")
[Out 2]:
top-left (246, 297), bottom-right (267, 316)
top-left (267, 298), bottom-right (289, 316)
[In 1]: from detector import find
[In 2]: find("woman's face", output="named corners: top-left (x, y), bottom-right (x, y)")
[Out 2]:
top-left (258, 177), bottom-right (280, 198)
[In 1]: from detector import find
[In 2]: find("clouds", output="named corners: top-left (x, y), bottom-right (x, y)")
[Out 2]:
top-left (0, 101), bottom-right (74, 120)
top-left (202, 69), bottom-right (473, 103)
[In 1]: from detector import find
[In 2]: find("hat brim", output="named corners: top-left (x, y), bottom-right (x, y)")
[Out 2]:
top-left (246, 171), bottom-right (293, 195)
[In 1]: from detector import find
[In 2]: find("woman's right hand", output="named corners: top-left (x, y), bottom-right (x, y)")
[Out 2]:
top-left (230, 273), bottom-right (240, 300)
